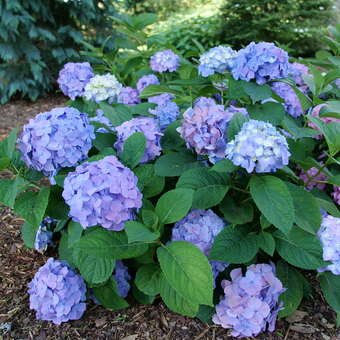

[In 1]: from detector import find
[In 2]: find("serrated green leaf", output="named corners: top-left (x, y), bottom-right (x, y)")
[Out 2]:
top-left (320, 272), bottom-right (340, 313)
top-left (132, 283), bottom-right (155, 304)
top-left (130, 102), bottom-right (157, 117)
top-left (0, 157), bottom-right (10, 170)
top-left (1, 127), bottom-right (18, 160)
top-left (46, 185), bottom-right (70, 220)
top-left (219, 196), bottom-right (253, 224)
top-left (210, 159), bottom-right (240, 173)
top-left (260, 214), bottom-right (272, 229)
top-left (138, 85), bottom-right (184, 99)
top-left (68, 221), bottom-right (83, 247)
top-left (258, 231), bottom-right (275, 256)
top-left (227, 112), bottom-right (250, 142)
top-left (243, 82), bottom-right (272, 104)
top-left (21, 221), bottom-right (37, 249)
top-left (120, 132), bottom-right (147, 170)
top-left (124, 221), bottom-right (160, 243)
top-left (142, 210), bottom-right (159, 230)
top-left (226, 78), bottom-right (247, 99)
top-left (133, 164), bottom-right (164, 198)
top-left (311, 187), bottom-right (340, 218)
top-left (135, 262), bottom-right (161, 295)
top-left (282, 115), bottom-right (321, 139)
top-left (247, 102), bottom-right (285, 126)
top-left (160, 120), bottom-right (184, 150)
top-left (179, 66), bottom-right (198, 79)
top-left (93, 132), bottom-right (117, 152)
top-left (167, 76), bottom-right (211, 86)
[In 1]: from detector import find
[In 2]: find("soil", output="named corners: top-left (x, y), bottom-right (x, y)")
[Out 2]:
top-left (1, 93), bottom-right (340, 340)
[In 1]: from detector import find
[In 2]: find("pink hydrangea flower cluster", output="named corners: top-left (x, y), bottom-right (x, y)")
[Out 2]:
top-left (150, 49), bottom-right (180, 73)
top-left (298, 164), bottom-right (328, 191)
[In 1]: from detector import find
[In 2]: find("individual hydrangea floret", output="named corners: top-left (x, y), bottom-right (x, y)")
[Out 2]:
top-left (177, 102), bottom-right (249, 164)
top-left (225, 119), bottom-right (291, 173)
top-left (114, 117), bottom-right (163, 165)
top-left (89, 109), bottom-right (115, 133)
top-left (117, 86), bottom-right (141, 106)
top-left (57, 62), bottom-right (94, 101)
top-left (18, 107), bottom-right (95, 179)
top-left (34, 217), bottom-right (57, 253)
top-left (198, 46), bottom-right (237, 77)
top-left (317, 215), bottom-right (340, 275)
top-left (27, 258), bottom-right (87, 325)
top-left (149, 101), bottom-right (180, 132)
top-left (170, 209), bottom-right (229, 288)
top-left (62, 156), bottom-right (143, 230)
top-left (84, 73), bottom-right (123, 104)
top-left (137, 74), bottom-right (160, 94)
top-left (332, 186), bottom-right (340, 205)
top-left (150, 49), bottom-right (180, 73)
top-left (148, 93), bottom-right (175, 106)
top-left (212, 263), bottom-right (285, 338)
top-left (289, 62), bottom-right (309, 85)
top-left (298, 163), bottom-right (328, 191)
top-left (232, 42), bottom-right (289, 85)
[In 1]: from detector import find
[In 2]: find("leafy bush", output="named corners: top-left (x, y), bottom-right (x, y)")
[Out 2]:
top-left (3, 12), bottom-right (340, 337)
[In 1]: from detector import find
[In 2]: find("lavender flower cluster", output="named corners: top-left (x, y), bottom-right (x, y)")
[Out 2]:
top-left (332, 186), bottom-right (340, 206)
top-left (213, 264), bottom-right (285, 338)
top-left (289, 62), bottom-right (309, 85)
top-left (84, 73), bottom-right (122, 104)
top-left (18, 107), bottom-right (95, 178)
top-left (148, 93), bottom-right (175, 106)
top-left (150, 49), bottom-right (180, 73)
top-left (225, 119), bottom-right (290, 173)
top-left (317, 215), bottom-right (340, 275)
top-left (89, 109), bottom-right (115, 133)
top-left (232, 42), bottom-right (290, 85)
top-left (28, 258), bottom-right (87, 325)
top-left (118, 86), bottom-right (141, 106)
top-left (137, 74), bottom-right (160, 94)
top-left (114, 117), bottom-right (163, 165)
top-left (62, 156), bottom-right (142, 230)
top-left (170, 209), bottom-right (229, 288)
top-left (34, 217), bottom-right (57, 253)
top-left (198, 45), bottom-right (237, 77)
top-left (57, 62), bottom-right (94, 101)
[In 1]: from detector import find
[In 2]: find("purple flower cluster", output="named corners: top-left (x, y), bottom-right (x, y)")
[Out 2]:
top-left (213, 264), bottom-right (285, 338)
top-left (89, 109), bottom-right (115, 133)
top-left (150, 49), bottom-right (180, 73)
top-left (232, 42), bottom-right (290, 85)
top-left (194, 96), bottom-right (216, 107)
top-left (118, 86), bottom-right (141, 106)
top-left (137, 74), bottom-right (160, 94)
top-left (34, 217), bottom-right (57, 253)
top-left (28, 258), bottom-right (87, 325)
top-left (149, 101), bottom-right (180, 132)
top-left (114, 118), bottom-right (163, 165)
top-left (170, 209), bottom-right (229, 288)
top-left (84, 73), bottom-right (122, 104)
top-left (317, 215), bottom-right (340, 275)
top-left (62, 156), bottom-right (143, 230)
top-left (225, 119), bottom-right (290, 173)
top-left (148, 93), bottom-right (175, 106)
top-left (289, 62), bottom-right (309, 85)
top-left (198, 46), bottom-right (237, 77)
top-left (298, 164), bottom-right (328, 191)
top-left (18, 107), bottom-right (95, 178)
top-left (177, 102), bottom-right (249, 164)
top-left (57, 62), bottom-right (94, 101)
top-left (332, 186), bottom-right (340, 205)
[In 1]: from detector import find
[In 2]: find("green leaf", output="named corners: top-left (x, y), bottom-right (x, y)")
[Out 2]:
top-left (134, 13), bottom-right (158, 29)
top-left (160, 120), bottom-right (184, 150)
top-left (315, 50), bottom-right (333, 61)
top-left (21, 221), bottom-right (37, 249)
top-left (46, 185), bottom-right (70, 220)
top-left (98, 147), bottom-right (117, 157)
top-left (0, 177), bottom-right (19, 208)
top-left (124, 221), bottom-right (160, 243)
top-left (135, 262), bottom-right (161, 295)
top-left (179, 66), bottom-right (198, 79)
top-left (157, 241), bottom-right (213, 306)
top-left (59, 233), bottom-right (75, 268)
top-left (260, 214), bottom-right (272, 229)
top-left (302, 74), bottom-right (316, 95)
top-left (142, 210), bottom-right (159, 230)
top-left (155, 189), bottom-right (194, 225)
top-left (320, 272), bottom-right (340, 313)
top-left (209, 225), bottom-right (259, 264)
top-left (1, 127), bottom-right (18, 160)
top-left (0, 157), bottom-right (10, 170)
top-left (243, 82), bottom-right (272, 104)
top-left (324, 69), bottom-right (340, 88)
top-left (114, 38), bottom-right (138, 51)
top-left (250, 176), bottom-right (294, 235)
top-left (93, 132), bottom-right (116, 152)
top-left (311, 187), bottom-right (340, 218)
top-left (120, 132), bottom-right (147, 170)
top-left (154, 152), bottom-right (198, 177)
top-left (74, 229), bottom-right (148, 260)
top-left (68, 221), bottom-right (83, 247)
top-left (99, 100), bottom-right (133, 127)
top-left (210, 159), bottom-right (239, 173)
top-left (247, 102), bottom-right (285, 126)
top-left (121, 57), bottom-right (143, 78)
top-left (307, 62), bottom-right (325, 95)
top-left (132, 283), bottom-right (155, 304)
top-left (92, 276), bottom-right (129, 309)
top-left (219, 196), bottom-right (253, 224)
top-left (282, 116), bottom-right (321, 139)
top-left (146, 34), bottom-right (167, 48)
top-left (227, 112), bottom-right (250, 142)
top-left (130, 102), bottom-right (157, 117)
top-left (225, 78), bottom-right (247, 99)
top-left (258, 231), bottom-right (275, 256)
top-left (276, 260), bottom-right (303, 318)
top-left (176, 168), bottom-right (231, 209)
top-left (273, 226), bottom-right (329, 269)
top-left (290, 266), bottom-right (313, 300)
top-left (167, 76), bottom-right (212, 86)
top-left (138, 85), bottom-right (184, 99)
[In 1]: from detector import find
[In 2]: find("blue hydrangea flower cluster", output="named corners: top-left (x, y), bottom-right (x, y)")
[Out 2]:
top-left (27, 258), bottom-right (87, 325)
top-left (198, 46), bottom-right (237, 77)
top-left (317, 215), bottom-right (340, 275)
top-left (289, 62), bottom-right (309, 85)
top-left (137, 74), bottom-right (160, 94)
top-left (117, 86), bottom-right (141, 106)
top-left (114, 118), bottom-right (163, 165)
top-left (213, 264), bottom-right (285, 338)
top-left (57, 62), bottom-right (94, 101)
top-left (177, 102), bottom-right (249, 164)
top-left (84, 73), bottom-right (123, 104)
top-left (232, 42), bottom-right (290, 85)
top-left (89, 109), bottom-right (115, 133)
top-left (18, 107), bottom-right (95, 178)
top-left (170, 209), bottom-right (229, 288)
top-left (62, 156), bottom-right (143, 230)
top-left (150, 49), bottom-right (180, 73)
top-left (225, 119), bottom-right (291, 173)
top-left (34, 217), bottom-right (57, 253)
top-left (149, 101), bottom-right (180, 132)
top-left (194, 96), bottom-right (216, 107)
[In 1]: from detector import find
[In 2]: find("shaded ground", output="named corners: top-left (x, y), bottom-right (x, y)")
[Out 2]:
top-left (0, 94), bottom-right (340, 340)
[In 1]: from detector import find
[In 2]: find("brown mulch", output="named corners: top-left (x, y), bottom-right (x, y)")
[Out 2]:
top-left (1, 94), bottom-right (340, 340)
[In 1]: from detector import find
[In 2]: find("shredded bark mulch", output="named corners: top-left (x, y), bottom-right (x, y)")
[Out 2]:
top-left (1, 94), bottom-right (340, 340)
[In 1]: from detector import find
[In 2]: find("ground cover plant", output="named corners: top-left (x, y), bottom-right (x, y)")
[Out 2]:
top-left (3, 12), bottom-right (340, 338)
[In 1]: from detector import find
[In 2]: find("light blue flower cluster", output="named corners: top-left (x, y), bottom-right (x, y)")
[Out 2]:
top-left (150, 49), bottom-right (180, 73)
top-left (84, 73), bottom-right (122, 104)
top-left (170, 209), bottom-right (229, 288)
top-left (137, 74), bottom-right (160, 94)
top-left (62, 156), bottom-right (143, 230)
top-left (232, 42), bottom-right (289, 85)
top-left (114, 118), bottom-right (163, 165)
top-left (57, 62), bottom-right (94, 101)
top-left (317, 215), bottom-right (340, 275)
top-left (198, 46), bottom-right (237, 77)
top-left (89, 109), bottom-right (115, 133)
top-left (225, 120), bottom-right (290, 173)
top-left (18, 107), bottom-right (95, 178)
top-left (289, 62), bottom-right (309, 85)
top-left (34, 217), bottom-right (57, 253)
top-left (149, 101), bottom-right (180, 132)
top-left (118, 86), bottom-right (141, 106)
top-left (213, 264), bottom-right (285, 338)
top-left (27, 258), bottom-right (87, 325)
